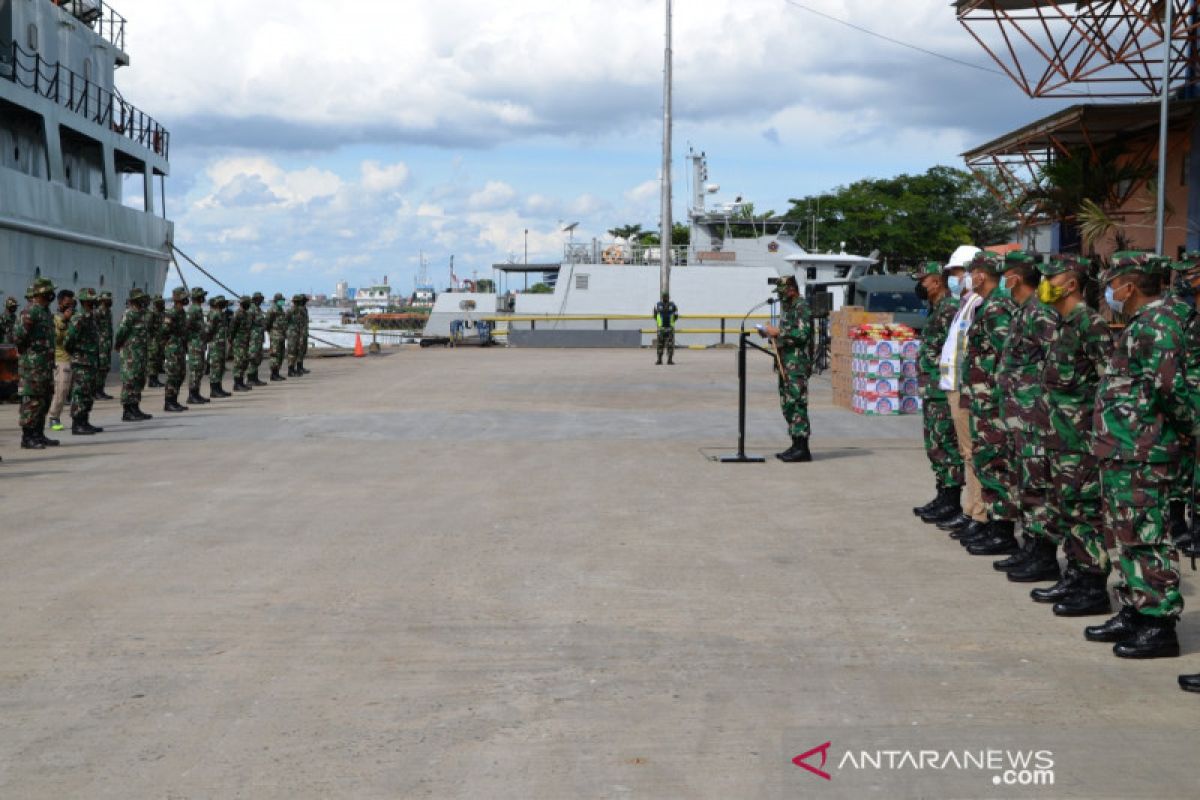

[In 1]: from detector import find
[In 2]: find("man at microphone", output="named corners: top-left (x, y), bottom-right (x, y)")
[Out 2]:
top-left (760, 275), bottom-right (813, 462)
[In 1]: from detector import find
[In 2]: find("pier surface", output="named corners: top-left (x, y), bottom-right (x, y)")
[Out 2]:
top-left (1, 348), bottom-right (1195, 798)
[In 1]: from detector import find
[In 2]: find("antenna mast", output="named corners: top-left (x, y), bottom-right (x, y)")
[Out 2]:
top-left (660, 0), bottom-right (673, 298)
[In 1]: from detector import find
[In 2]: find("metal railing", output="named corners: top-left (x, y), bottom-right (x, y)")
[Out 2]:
top-left (55, 1), bottom-right (127, 52)
top-left (2, 40), bottom-right (168, 159)
top-left (564, 242), bottom-right (690, 266)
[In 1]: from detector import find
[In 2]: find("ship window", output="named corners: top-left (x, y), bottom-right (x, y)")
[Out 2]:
top-left (575, 274), bottom-right (589, 290)
top-left (27, 24), bottom-right (38, 52)
top-left (806, 267), bottom-right (817, 280)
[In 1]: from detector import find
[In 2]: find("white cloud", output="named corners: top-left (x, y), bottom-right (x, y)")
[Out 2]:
top-left (624, 179), bottom-right (659, 205)
top-left (467, 181), bottom-right (518, 211)
top-left (361, 161), bottom-right (411, 193)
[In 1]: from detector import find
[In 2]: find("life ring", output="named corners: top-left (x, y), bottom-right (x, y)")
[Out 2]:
top-left (602, 245), bottom-right (624, 264)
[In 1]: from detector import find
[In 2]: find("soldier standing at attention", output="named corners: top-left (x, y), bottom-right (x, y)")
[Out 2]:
top-left (1160, 253), bottom-right (1200, 549)
top-left (248, 292), bottom-right (268, 386)
top-left (958, 252), bottom-right (1021, 557)
top-left (760, 275), bottom-right (813, 463)
top-left (146, 295), bottom-right (166, 388)
top-left (186, 287), bottom-right (211, 405)
top-left (1, 296), bottom-right (18, 343)
top-left (206, 295), bottom-right (231, 398)
top-left (1029, 255), bottom-right (1113, 617)
top-left (267, 292), bottom-right (288, 381)
top-left (114, 288), bottom-right (154, 421)
top-left (65, 288), bottom-right (103, 435)
top-left (14, 278), bottom-right (58, 449)
top-left (1085, 254), bottom-right (1195, 659)
top-left (94, 290), bottom-right (115, 400)
top-left (161, 287), bottom-right (190, 413)
top-left (297, 294), bottom-right (311, 374)
top-left (230, 295), bottom-right (254, 393)
top-left (47, 289), bottom-right (76, 433)
top-left (653, 292), bottom-right (679, 365)
top-left (286, 295), bottom-right (304, 377)
top-left (912, 262), bottom-right (965, 526)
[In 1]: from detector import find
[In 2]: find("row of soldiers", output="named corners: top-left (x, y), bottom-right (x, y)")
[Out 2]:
top-left (912, 249), bottom-right (1200, 693)
top-left (3, 279), bottom-right (315, 453)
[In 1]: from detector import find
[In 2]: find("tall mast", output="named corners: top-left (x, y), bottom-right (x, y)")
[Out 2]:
top-left (660, 0), bottom-right (673, 298)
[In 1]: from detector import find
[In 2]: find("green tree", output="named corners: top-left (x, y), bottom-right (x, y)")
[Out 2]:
top-left (527, 283), bottom-right (554, 294)
top-left (477, 279), bottom-right (495, 292)
top-left (607, 224), bottom-right (644, 241)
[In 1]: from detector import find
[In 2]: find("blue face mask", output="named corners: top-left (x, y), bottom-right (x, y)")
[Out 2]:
top-left (947, 275), bottom-right (964, 295)
top-left (993, 276), bottom-right (1011, 299)
top-left (1105, 285), bottom-right (1124, 314)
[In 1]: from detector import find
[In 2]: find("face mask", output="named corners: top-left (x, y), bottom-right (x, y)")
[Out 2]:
top-left (947, 275), bottom-right (964, 295)
top-left (1105, 285), bottom-right (1125, 314)
top-left (1038, 279), bottom-right (1067, 305)
top-left (992, 276), bottom-right (1011, 298)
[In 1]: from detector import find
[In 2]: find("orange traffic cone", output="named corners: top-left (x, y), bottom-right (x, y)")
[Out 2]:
top-left (354, 333), bottom-right (365, 358)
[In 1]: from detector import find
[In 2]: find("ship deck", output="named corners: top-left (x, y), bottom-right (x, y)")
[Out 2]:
top-left (0, 348), bottom-right (1195, 798)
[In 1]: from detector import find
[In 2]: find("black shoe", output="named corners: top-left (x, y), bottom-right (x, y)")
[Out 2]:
top-left (187, 389), bottom-right (209, 405)
top-left (779, 437), bottom-right (812, 463)
top-left (83, 414), bottom-right (103, 433)
top-left (667, 358), bottom-right (674, 365)
top-left (287, 366), bottom-right (297, 377)
top-left (95, 389), bottom-right (114, 400)
top-left (1179, 673), bottom-right (1200, 693)
top-left (950, 519), bottom-right (987, 541)
top-left (993, 535), bottom-right (1036, 572)
top-left (37, 430), bottom-right (60, 447)
top-left (920, 486), bottom-right (962, 524)
top-left (1053, 573), bottom-right (1112, 617)
top-left (299, 365), bottom-right (310, 374)
top-left (1084, 606), bottom-right (1139, 643)
top-left (936, 513), bottom-right (972, 532)
top-left (959, 520), bottom-right (997, 547)
top-left (967, 520), bottom-right (1018, 556)
top-left (164, 393), bottom-right (188, 412)
top-left (655, 358), bottom-right (662, 365)
top-left (1114, 616), bottom-right (1180, 659)
top-left (271, 370), bottom-right (286, 382)
top-left (122, 404), bottom-right (139, 421)
top-left (20, 429), bottom-right (45, 450)
top-left (1032, 566), bottom-right (1082, 603)
top-left (1007, 538), bottom-right (1061, 583)
top-left (71, 417), bottom-right (95, 436)
top-left (233, 378), bottom-right (250, 392)
top-left (914, 490), bottom-right (943, 517)
top-left (211, 383), bottom-right (231, 398)
top-left (776, 436), bottom-right (802, 460)
top-left (250, 373), bottom-right (268, 387)
top-left (134, 405), bottom-right (153, 421)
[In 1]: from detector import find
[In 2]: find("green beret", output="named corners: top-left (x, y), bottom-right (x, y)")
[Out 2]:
top-left (1040, 254), bottom-right (1090, 277)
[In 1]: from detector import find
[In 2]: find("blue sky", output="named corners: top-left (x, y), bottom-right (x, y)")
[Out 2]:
top-left (112, 0), bottom-right (1068, 297)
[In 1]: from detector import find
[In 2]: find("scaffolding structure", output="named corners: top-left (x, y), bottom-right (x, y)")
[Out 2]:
top-left (955, 1), bottom-right (1199, 98)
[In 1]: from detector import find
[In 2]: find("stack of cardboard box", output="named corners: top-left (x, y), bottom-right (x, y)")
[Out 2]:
top-left (850, 336), bottom-right (922, 416)
top-left (828, 307), bottom-right (892, 409)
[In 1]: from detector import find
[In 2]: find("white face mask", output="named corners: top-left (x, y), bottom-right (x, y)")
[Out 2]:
top-left (963, 274), bottom-right (975, 293)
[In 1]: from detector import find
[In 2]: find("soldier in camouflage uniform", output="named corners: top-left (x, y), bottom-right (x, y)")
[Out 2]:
top-left (114, 288), bottom-right (154, 421)
top-left (297, 294), bottom-right (311, 374)
top-left (761, 275), bottom-right (813, 462)
top-left (653, 292), bottom-right (679, 365)
top-left (185, 287), bottom-right (211, 405)
top-left (206, 295), bottom-right (232, 398)
top-left (229, 295), bottom-right (254, 392)
top-left (286, 294), bottom-right (304, 377)
top-left (1026, 256), bottom-right (1115, 616)
top-left (990, 251), bottom-right (1062, 581)
top-left (1161, 254), bottom-right (1200, 550)
top-left (912, 262), bottom-right (965, 525)
top-left (267, 292), bottom-right (288, 381)
top-left (1, 296), bottom-right (17, 343)
top-left (14, 278), bottom-right (59, 449)
top-left (958, 251), bottom-right (1021, 556)
top-left (1083, 253), bottom-right (1196, 659)
top-left (65, 288), bottom-right (104, 435)
top-left (146, 295), bottom-right (166, 388)
top-left (94, 290), bottom-right (115, 400)
top-left (248, 291), bottom-right (268, 386)
top-left (161, 287), bottom-right (190, 413)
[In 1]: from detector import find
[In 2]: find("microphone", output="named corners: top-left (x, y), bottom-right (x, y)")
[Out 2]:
top-left (741, 298), bottom-right (772, 333)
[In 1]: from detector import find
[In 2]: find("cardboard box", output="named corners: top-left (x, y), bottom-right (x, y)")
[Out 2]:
top-left (899, 396), bottom-right (923, 415)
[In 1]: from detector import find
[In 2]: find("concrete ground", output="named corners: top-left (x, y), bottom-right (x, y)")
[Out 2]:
top-left (0, 347), bottom-right (1195, 799)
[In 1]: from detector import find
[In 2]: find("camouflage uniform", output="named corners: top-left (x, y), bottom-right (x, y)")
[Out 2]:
top-left (775, 286), bottom-right (813, 439)
top-left (206, 296), bottom-right (230, 390)
top-left (297, 295), bottom-right (311, 372)
top-left (998, 290), bottom-right (1061, 541)
top-left (65, 289), bottom-right (101, 427)
top-left (267, 293), bottom-right (288, 379)
top-left (14, 279), bottom-right (57, 443)
top-left (186, 287), bottom-right (209, 397)
top-left (162, 287), bottom-right (191, 411)
top-left (1093, 276), bottom-right (1195, 620)
top-left (1, 298), bottom-right (18, 344)
top-left (653, 296), bottom-right (679, 365)
top-left (114, 289), bottom-right (152, 409)
top-left (248, 292), bottom-right (267, 383)
top-left (962, 284), bottom-right (1019, 522)
top-left (919, 284), bottom-right (964, 490)
top-left (1160, 271), bottom-right (1199, 517)
top-left (286, 296), bottom-right (304, 375)
top-left (146, 296), bottom-right (166, 385)
top-left (230, 296), bottom-right (253, 390)
top-left (95, 292), bottom-right (114, 397)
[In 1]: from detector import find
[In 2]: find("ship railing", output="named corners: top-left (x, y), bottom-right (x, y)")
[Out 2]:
top-left (53, 1), bottom-right (127, 52)
top-left (3, 40), bottom-right (168, 159)
top-left (563, 242), bottom-right (689, 266)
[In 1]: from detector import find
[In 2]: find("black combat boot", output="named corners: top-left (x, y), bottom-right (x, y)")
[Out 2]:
top-left (950, 518), bottom-right (987, 541)
top-left (921, 486), bottom-right (962, 524)
top-left (122, 404), bottom-right (139, 421)
top-left (37, 426), bottom-right (59, 447)
top-left (1052, 572), bottom-right (1112, 617)
top-left (937, 512), bottom-right (972, 532)
top-left (211, 382), bottom-right (231, 398)
top-left (95, 387), bottom-right (114, 400)
top-left (164, 392), bottom-right (188, 413)
top-left (1179, 673), bottom-right (1200, 693)
top-left (83, 413), bottom-right (103, 433)
top-left (147, 375), bottom-right (163, 388)
top-left (776, 437), bottom-right (802, 460)
top-left (250, 371), bottom-right (267, 387)
top-left (299, 363), bottom-right (309, 374)
top-left (1007, 538), bottom-right (1061, 583)
top-left (958, 519), bottom-right (994, 546)
top-left (1084, 605), bottom-right (1139, 642)
top-left (656, 356), bottom-right (663, 365)
top-left (992, 535), bottom-right (1036, 572)
top-left (187, 388), bottom-right (210, 405)
top-left (20, 428), bottom-right (45, 449)
top-left (233, 377), bottom-right (250, 392)
top-left (913, 487), bottom-right (943, 517)
top-left (133, 404), bottom-right (153, 421)
top-left (667, 355), bottom-right (674, 365)
top-left (967, 519), bottom-right (1018, 556)
top-left (779, 437), bottom-right (812, 463)
top-left (1031, 565), bottom-right (1081, 603)
top-left (287, 365), bottom-right (297, 377)
top-left (271, 368), bottom-right (286, 381)
top-left (1113, 615), bottom-right (1180, 659)
top-left (71, 415), bottom-right (95, 436)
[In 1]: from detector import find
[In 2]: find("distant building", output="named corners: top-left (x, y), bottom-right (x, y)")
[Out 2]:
top-left (334, 280), bottom-right (349, 300)
top-left (410, 285), bottom-right (436, 308)
top-left (356, 285), bottom-right (393, 311)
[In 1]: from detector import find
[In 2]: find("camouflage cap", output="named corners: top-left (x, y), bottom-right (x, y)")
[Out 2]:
top-left (1169, 250), bottom-right (1200, 272)
top-left (26, 277), bottom-right (56, 298)
top-left (1099, 250), bottom-right (1157, 284)
top-left (210, 294), bottom-right (226, 306)
top-left (1040, 254), bottom-right (1091, 277)
top-left (1004, 250), bottom-right (1036, 269)
top-left (190, 286), bottom-right (207, 300)
top-left (77, 287), bottom-right (98, 302)
top-left (6, 296), bottom-right (19, 309)
top-left (128, 287), bottom-right (149, 303)
top-left (239, 294), bottom-right (252, 304)
top-left (968, 250), bottom-right (1004, 273)
top-left (171, 286), bottom-right (189, 301)
top-left (273, 292), bottom-right (285, 302)
top-left (99, 290), bottom-right (113, 301)
top-left (252, 291), bottom-right (264, 302)
top-left (913, 261), bottom-right (944, 277)
top-left (291, 293), bottom-right (303, 302)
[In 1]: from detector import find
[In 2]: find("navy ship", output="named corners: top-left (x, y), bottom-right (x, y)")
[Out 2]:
top-left (0, 0), bottom-right (172, 305)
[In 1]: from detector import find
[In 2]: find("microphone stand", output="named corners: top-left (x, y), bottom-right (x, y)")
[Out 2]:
top-left (720, 299), bottom-right (774, 464)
